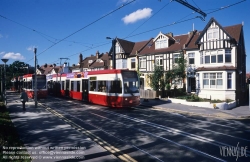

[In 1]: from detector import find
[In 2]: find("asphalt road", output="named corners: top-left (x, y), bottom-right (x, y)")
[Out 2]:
top-left (37, 96), bottom-right (250, 162)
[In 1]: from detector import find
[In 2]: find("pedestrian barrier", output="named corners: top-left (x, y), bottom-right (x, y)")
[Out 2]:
top-left (140, 89), bottom-right (156, 99)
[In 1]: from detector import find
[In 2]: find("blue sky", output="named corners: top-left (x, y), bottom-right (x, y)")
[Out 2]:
top-left (0, 0), bottom-right (249, 72)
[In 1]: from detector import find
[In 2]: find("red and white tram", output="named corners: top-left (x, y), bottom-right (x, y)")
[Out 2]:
top-left (23, 74), bottom-right (47, 99)
top-left (49, 69), bottom-right (140, 108)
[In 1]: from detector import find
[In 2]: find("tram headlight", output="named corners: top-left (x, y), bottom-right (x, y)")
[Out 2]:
top-left (125, 98), bottom-right (127, 100)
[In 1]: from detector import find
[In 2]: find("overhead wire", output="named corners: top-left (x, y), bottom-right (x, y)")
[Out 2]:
top-left (206, 0), bottom-right (246, 15)
top-left (126, 1), bottom-right (172, 37)
top-left (0, 14), bottom-right (57, 43)
top-left (50, 0), bottom-right (247, 64)
top-left (1, 0), bottom-right (246, 66)
top-left (30, 0), bottom-right (136, 61)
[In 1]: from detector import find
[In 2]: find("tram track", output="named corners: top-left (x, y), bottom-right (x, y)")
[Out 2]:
top-left (39, 99), bottom-right (166, 162)
top-left (39, 97), bottom-right (250, 161)
top-left (85, 109), bottom-right (250, 156)
top-left (40, 103), bottom-right (225, 162)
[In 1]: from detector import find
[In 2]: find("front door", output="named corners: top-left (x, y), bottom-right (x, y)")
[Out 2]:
top-left (190, 78), bottom-right (196, 92)
top-left (82, 79), bottom-right (89, 101)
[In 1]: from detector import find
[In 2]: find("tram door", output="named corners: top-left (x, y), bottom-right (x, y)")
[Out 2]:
top-left (82, 79), bottom-right (89, 101)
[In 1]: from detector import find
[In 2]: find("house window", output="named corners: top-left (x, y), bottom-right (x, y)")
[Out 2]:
top-left (202, 50), bottom-right (230, 64)
top-left (211, 55), bottom-right (216, 63)
top-left (131, 58), bottom-right (136, 69)
top-left (217, 73), bottom-right (223, 89)
top-left (116, 45), bottom-right (122, 53)
top-left (203, 73), bottom-right (223, 89)
top-left (227, 73), bottom-right (232, 89)
top-left (203, 73), bottom-right (209, 88)
top-left (225, 49), bottom-right (231, 63)
top-left (155, 56), bottom-right (163, 67)
top-left (139, 57), bottom-right (146, 68)
top-left (217, 54), bottom-right (223, 63)
top-left (207, 27), bottom-right (218, 40)
top-left (205, 56), bottom-right (210, 64)
top-left (173, 54), bottom-right (181, 63)
top-left (155, 39), bottom-right (167, 49)
top-left (210, 73), bottom-right (216, 88)
top-left (188, 53), bottom-right (195, 64)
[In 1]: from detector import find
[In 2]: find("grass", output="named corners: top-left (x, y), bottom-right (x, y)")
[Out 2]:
top-left (0, 102), bottom-right (31, 162)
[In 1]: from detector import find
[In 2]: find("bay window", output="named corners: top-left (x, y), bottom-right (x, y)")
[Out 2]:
top-left (203, 73), bottom-right (223, 89)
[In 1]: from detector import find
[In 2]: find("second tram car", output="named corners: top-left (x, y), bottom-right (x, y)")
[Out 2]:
top-left (49, 69), bottom-right (140, 108)
top-left (23, 74), bottom-right (47, 99)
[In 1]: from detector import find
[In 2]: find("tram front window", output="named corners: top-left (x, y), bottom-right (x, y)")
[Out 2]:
top-left (123, 80), bottom-right (139, 94)
top-left (36, 79), bottom-right (47, 89)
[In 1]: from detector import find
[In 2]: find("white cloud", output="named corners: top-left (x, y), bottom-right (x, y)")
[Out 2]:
top-left (27, 46), bottom-right (35, 51)
top-left (2, 52), bottom-right (25, 60)
top-left (122, 8), bottom-right (152, 24)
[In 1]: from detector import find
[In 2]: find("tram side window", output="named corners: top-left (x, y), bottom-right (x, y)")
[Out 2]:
top-left (98, 80), bottom-right (107, 92)
top-left (62, 81), bottom-right (65, 90)
top-left (28, 81), bottom-right (32, 89)
top-left (71, 81), bottom-right (74, 91)
top-left (66, 80), bottom-right (69, 90)
top-left (77, 81), bottom-right (80, 92)
top-left (90, 81), bottom-right (97, 91)
top-left (109, 80), bottom-right (122, 93)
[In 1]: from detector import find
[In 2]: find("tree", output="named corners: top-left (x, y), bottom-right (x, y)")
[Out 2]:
top-left (147, 65), bottom-right (164, 91)
top-left (171, 53), bottom-right (187, 91)
top-left (5, 61), bottom-right (31, 88)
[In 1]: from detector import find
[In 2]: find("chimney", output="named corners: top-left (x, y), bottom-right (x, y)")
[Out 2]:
top-left (96, 51), bottom-right (100, 59)
top-left (166, 32), bottom-right (173, 37)
top-left (79, 53), bottom-right (83, 64)
top-left (44, 63), bottom-right (47, 68)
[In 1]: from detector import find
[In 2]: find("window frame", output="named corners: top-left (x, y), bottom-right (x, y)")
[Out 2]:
top-left (139, 57), bottom-right (146, 68)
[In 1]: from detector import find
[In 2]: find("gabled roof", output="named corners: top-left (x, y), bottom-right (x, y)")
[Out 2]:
top-left (224, 24), bottom-right (242, 43)
top-left (47, 66), bottom-right (62, 74)
top-left (38, 64), bottom-right (54, 75)
top-left (89, 53), bottom-right (110, 68)
top-left (116, 38), bottom-right (135, 54)
top-left (139, 34), bottom-right (190, 55)
top-left (130, 39), bottom-right (153, 56)
top-left (77, 52), bottom-right (110, 69)
top-left (195, 17), bottom-right (236, 44)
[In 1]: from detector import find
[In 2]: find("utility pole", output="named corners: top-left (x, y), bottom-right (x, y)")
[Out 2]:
top-left (106, 37), bottom-right (116, 69)
top-left (1, 59), bottom-right (8, 105)
top-left (34, 48), bottom-right (37, 108)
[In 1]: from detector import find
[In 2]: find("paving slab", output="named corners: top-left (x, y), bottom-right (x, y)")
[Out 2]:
top-left (5, 91), bottom-right (118, 162)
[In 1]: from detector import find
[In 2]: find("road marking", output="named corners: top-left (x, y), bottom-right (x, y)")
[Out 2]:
top-left (89, 108), bottom-right (250, 157)
top-left (39, 104), bottom-right (137, 162)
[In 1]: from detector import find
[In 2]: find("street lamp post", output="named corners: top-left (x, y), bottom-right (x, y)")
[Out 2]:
top-left (34, 48), bottom-right (37, 108)
top-left (1, 59), bottom-right (9, 105)
top-left (106, 37), bottom-right (116, 69)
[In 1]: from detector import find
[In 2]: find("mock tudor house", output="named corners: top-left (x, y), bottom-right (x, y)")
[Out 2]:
top-left (135, 17), bottom-right (246, 104)
top-left (195, 18), bottom-right (246, 104)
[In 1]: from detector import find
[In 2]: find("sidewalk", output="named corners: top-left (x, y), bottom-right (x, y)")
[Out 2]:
top-left (5, 91), bottom-right (118, 162)
top-left (140, 98), bottom-right (250, 119)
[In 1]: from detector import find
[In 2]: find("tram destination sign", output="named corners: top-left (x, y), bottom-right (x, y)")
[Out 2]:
top-left (122, 71), bottom-right (138, 79)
